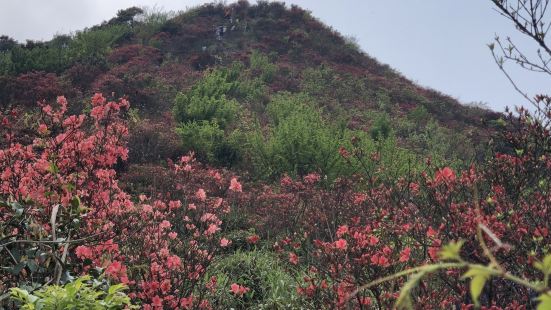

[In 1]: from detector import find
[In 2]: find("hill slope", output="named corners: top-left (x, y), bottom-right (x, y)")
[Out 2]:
top-left (0, 1), bottom-right (500, 184)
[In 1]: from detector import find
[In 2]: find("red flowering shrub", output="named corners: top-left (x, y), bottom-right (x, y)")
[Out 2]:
top-left (91, 44), bottom-right (174, 113)
top-left (107, 44), bottom-right (162, 66)
top-left (0, 93), bottom-right (248, 309)
top-left (244, 98), bottom-right (551, 308)
top-left (12, 71), bottom-right (65, 106)
top-left (65, 63), bottom-right (106, 91)
top-left (102, 153), bottom-right (246, 309)
top-left (0, 94), bottom-right (131, 293)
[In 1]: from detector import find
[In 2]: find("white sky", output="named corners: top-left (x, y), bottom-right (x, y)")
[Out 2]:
top-left (0, 0), bottom-right (549, 112)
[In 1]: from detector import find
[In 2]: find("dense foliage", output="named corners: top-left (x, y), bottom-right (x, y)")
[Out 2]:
top-left (1, 1), bottom-right (548, 309)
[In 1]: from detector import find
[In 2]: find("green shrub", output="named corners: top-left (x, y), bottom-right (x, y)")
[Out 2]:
top-left (206, 250), bottom-right (305, 309)
top-left (300, 65), bottom-right (368, 105)
top-left (173, 67), bottom-right (241, 128)
top-left (10, 275), bottom-right (134, 310)
top-left (68, 24), bottom-right (132, 65)
top-left (407, 105), bottom-right (430, 125)
top-left (134, 8), bottom-right (177, 45)
top-left (248, 92), bottom-right (347, 179)
top-left (236, 77), bottom-right (270, 112)
top-left (369, 114), bottom-right (392, 141)
top-left (300, 65), bottom-right (334, 99)
top-left (177, 120), bottom-right (223, 162)
top-left (173, 65), bottom-right (246, 165)
top-left (176, 120), bottom-right (242, 165)
top-left (173, 92), bottom-right (238, 129)
top-left (246, 92), bottom-right (424, 181)
top-left (249, 50), bottom-right (277, 83)
top-left (344, 130), bottom-right (422, 182)
top-left (396, 115), bottom-right (473, 167)
top-left (0, 52), bottom-right (12, 74)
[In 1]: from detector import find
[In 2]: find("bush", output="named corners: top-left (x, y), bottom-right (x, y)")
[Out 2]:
top-left (10, 275), bottom-right (134, 310)
top-left (173, 93), bottom-right (238, 129)
top-left (68, 24), bottom-right (132, 65)
top-left (369, 114), bottom-right (391, 141)
top-left (248, 92), bottom-right (346, 179)
top-left (206, 250), bottom-right (305, 309)
top-left (246, 92), bottom-right (422, 181)
top-left (133, 7), bottom-right (178, 45)
top-left (249, 50), bottom-right (276, 83)
top-left (128, 118), bottom-right (182, 163)
top-left (173, 67), bottom-right (240, 128)
top-left (176, 120), bottom-right (240, 165)
top-left (173, 65), bottom-right (245, 166)
top-left (173, 68), bottom-right (239, 128)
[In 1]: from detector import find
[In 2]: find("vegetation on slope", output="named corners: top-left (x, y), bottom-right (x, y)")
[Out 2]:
top-left (2, 1), bottom-right (549, 309)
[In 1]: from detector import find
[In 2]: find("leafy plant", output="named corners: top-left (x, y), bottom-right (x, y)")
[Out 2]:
top-left (173, 67), bottom-right (240, 127)
top-left (353, 223), bottom-right (551, 309)
top-left (206, 250), bottom-right (305, 309)
top-left (176, 120), bottom-right (240, 165)
top-left (10, 275), bottom-right (134, 310)
top-left (249, 50), bottom-right (277, 83)
top-left (248, 92), bottom-right (347, 179)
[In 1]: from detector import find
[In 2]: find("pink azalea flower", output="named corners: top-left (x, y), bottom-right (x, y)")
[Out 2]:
top-left (196, 188), bottom-right (207, 201)
top-left (230, 283), bottom-right (250, 296)
top-left (334, 238), bottom-right (348, 250)
top-left (229, 177), bottom-right (242, 192)
top-left (220, 238), bottom-right (231, 247)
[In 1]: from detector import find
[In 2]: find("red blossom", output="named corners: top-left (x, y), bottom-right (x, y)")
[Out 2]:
top-left (220, 238), bottom-right (231, 247)
top-left (195, 188), bottom-right (207, 201)
top-left (289, 252), bottom-right (299, 265)
top-left (399, 247), bottom-right (411, 262)
top-left (166, 255), bottom-right (182, 270)
top-left (435, 167), bottom-right (456, 184)
top-left (230, 283), bottom-right (250, 296)
top-left (339, 146), bottom-right (350, 159)
top-left (336, 225), bottom-right (349, 237)
top-left (229, 177), bottom-right (242, 192)
top-left (304, 173), bottom-right (321, 184)
top-left (247, 234), bottom-right (260, 244)
top-left (334, 238), bottom-right (348, 250)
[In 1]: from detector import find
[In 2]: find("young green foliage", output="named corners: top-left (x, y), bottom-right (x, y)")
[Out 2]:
top-left (10, 275), bottom-right (134, 310)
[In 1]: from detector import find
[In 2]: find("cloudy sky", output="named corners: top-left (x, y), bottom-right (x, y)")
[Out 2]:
top-left (0, 0), bottom-right (548, 112)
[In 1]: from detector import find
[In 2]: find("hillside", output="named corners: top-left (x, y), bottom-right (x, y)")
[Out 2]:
top-left (2, 1), bottom-right (551, 309)
top-left (0, 1), bottom-right (499, 182)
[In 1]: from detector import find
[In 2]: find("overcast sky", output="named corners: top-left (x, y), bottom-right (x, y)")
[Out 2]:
top-left (0, 0), bottom-right (549, 112)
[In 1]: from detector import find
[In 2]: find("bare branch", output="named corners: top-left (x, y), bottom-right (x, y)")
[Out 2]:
top-left (490, 46), bottom-right (540, 110)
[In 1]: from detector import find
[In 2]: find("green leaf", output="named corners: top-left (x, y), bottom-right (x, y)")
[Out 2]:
top-left (470, 275), bottom-right (487, 306)
top-left (10, 287), bottom-right (39, 304)
top-left (108, 283), bottom-right (127, 295)
top-left (64, 183), bottom-right (75, 192)
top-left (495, 118), bottom-right (506, 127)
top-left (10, 262), bottom-right (26, 275)
top-left (534, 254), bottom-right (551, 276)
top-left (396, 270), bottom-right (429, 309)
top-left (438, 240), bottom-right (464, 261)
top-left (47, 162), bottom-right (59, 174)
top-left (462, 266), bottom-right (492, 307)
top-left (70, 196), bottom-right (80, 209)
top-left (27, 260), bottom-right (38, 273)
top-left (538, 293), bottom-right (551, 310)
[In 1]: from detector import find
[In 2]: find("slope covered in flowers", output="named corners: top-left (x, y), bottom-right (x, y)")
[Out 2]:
top-left (1, 1), bottom-right (550, 309)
